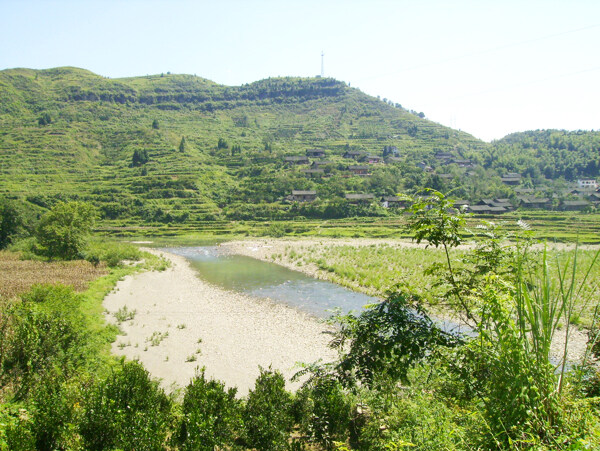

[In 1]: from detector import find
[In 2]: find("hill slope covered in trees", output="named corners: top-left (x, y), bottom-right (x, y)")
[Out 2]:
top-left (0, 67), bottom-right (598, 229)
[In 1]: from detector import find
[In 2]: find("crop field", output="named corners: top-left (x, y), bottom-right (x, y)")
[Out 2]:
top-left (98, 209), bottom-right (600, 244)
top-left (0, 251), bottom-right (108, 299)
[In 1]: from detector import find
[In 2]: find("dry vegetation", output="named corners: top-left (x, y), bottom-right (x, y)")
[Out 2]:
top-left (0, 251), bottom-right (108, 299)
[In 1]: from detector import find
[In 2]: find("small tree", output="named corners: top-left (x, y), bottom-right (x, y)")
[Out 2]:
top-left (175, 369), bottom-right (241, 450)
top-left (38, 113), bottom-right (52, 126)
top-left (0, 198), bottom-right (23, 249)
top-left (132, 149), bottom-right (149, 167)
top-left (152, 119), bottom-right (159, 129)
top-left (80, 360), bottom-right (172, 450)
top-left (179, 136), bottom-right (186, 152)
top-left (217, 138), bottom-right (228, 149)
top-left (35, 201), bottom-right (96, 260)
top-left (243, 367), bottom-right (293, 450)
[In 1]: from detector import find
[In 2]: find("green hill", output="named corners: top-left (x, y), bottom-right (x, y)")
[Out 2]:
top-left (0, 67), bottom-right (598, 233)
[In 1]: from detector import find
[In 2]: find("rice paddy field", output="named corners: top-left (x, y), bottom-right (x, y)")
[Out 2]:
top-left (98, 209), bottom-right (600, 244)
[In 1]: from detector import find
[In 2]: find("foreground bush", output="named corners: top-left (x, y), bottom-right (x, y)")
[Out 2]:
top-left (242, 367), bottom-right (294, 451)
top-left (174, 369), bottom-right (241, 450)
top-left (0, 284), bottom-right (88, 399)
top-left (296, 373), bottom-right (353, 450)
top-left (79, 360), bottom-right (172, 450)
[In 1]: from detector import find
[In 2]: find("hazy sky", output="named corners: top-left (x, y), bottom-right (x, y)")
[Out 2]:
top-left (1, 0), bottom-right (598, 141)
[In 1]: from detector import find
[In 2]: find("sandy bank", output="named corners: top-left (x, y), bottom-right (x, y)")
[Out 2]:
top-left (103, 248), bottom-right (336, 395)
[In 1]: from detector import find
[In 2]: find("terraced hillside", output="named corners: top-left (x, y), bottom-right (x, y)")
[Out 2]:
top-left (1, 67), bottom-right (598, 237)
top-left (0, 67), bottom-right (487, 227)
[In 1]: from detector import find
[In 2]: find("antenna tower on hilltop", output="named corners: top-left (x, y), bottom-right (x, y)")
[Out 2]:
top-left (321, 51), bottom-right (325, 77)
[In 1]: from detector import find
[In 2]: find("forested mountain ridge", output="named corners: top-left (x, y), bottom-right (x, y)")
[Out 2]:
top-left (491, 129), bottom-right (600, 181)
top-left (0, 67), bottom-right (598, 228)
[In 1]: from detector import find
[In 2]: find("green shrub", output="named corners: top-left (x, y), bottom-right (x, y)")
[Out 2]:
top-left (0, 198), bottom-right (25, 250)
top-left (174, 369), bottom-right (241, 450)
top-left (29, 371), bottom-right (81, 451)
top-left (297, 374), bottom-right (353, 450)
top-left (267, 223), bottom-right (286, 237)
top-left (84, 239), bottom-right (142, 267)
top-left (0, 404), bottom-right (35, 451)
top-left (79, 360), bottom-right (172, 451)
top-left (1, 285), bottom-right (87, 399)
top-left (354, 389), bottom-right (470, 450)
top-left (242, 367), bottom-right (294, 451)
top-left (329, 291), bottom-right (462, 388)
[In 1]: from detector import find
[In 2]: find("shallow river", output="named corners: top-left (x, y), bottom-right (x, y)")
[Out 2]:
top-left (164, 246), bottom-right (379, 318)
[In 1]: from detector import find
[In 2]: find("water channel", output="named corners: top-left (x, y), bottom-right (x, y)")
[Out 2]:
top-left (164, 246), bottom-right (379, 318)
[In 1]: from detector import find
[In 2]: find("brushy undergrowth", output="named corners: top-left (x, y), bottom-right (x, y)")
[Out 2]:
top-left (2, 202), bottom-right (600, 449)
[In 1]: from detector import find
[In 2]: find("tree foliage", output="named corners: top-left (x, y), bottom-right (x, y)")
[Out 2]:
top-left (35, 201), bottom-right (96, 260)
top-left (79, 360), bottom-right (172, 450)
top-left (175, 369), bottom-right (241, 450)
top-left (132, 148), bottom-right (150, 167)
top-left (242, 367), bottom-right (294, 451)
top-left (0, 198), bottom-right (24, 249)
top-left (329, 292), bottom-right (462, 388)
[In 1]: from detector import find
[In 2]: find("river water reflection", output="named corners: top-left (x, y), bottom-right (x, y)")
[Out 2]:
top-left (164, 246), bottom-right (379, 318)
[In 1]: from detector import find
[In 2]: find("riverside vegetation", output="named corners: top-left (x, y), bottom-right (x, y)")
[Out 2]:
top-left (1, 194), bottom-right (600, 449)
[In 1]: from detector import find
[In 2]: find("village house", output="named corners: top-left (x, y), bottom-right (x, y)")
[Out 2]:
top-left (452, 199), bottom-right (471, 209)
top-left (577, 179), bottom-right (598, 190)
top-left (284, 156), bottom-right (309, 165)
top-left (478, 198), bottom-right (514, 211)
top-left (290, 190), bottom-right (317, 202)
top-left (416, 161), bottom-right (433, 172)
top-left (587, 192), bottom-right (600, 203)
top-left (517, 196), bottom-right (551, 209)
top-left (501, 173), bottom-right (521, 185)
top-left (434, 152), bottom-right (454, 162)
top-left (560, 200), bottom-right (590, 211)
top-left (381, 196), bottom-right (410, 208)
top-left (468, 205), bottom-right (508, 215)
top-left (450, 158), bottom-right (473, 168)
top-left (306, 148), bottom-right (325, 158)
top-left (364, 155), bottom-right (383, 164)
top-left (345, 193), bottom-right (375, 205)
top-left (348, 165), bottom-right (370, 176)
